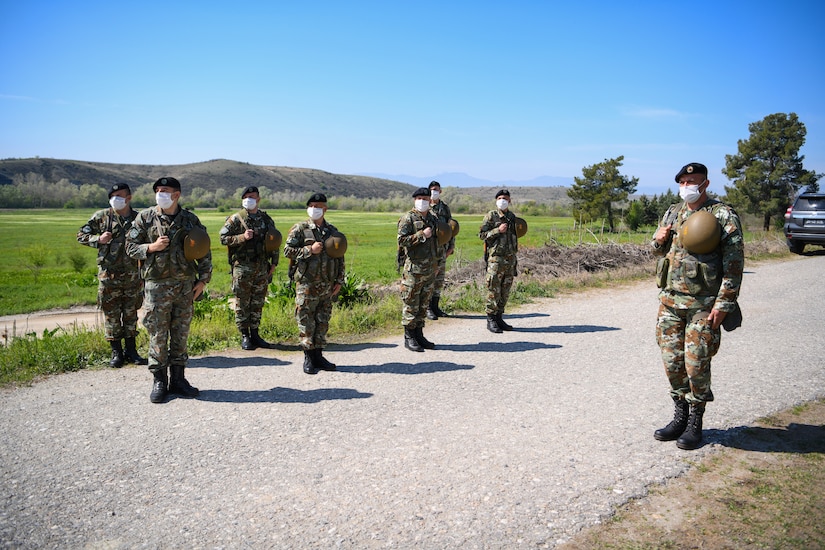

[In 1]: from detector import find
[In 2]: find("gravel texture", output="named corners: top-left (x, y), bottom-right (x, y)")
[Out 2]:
top-left (1, 255), bottom-right (823, 548)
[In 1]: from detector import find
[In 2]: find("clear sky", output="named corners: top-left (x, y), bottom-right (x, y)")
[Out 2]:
top-left (2, 0), bottom-right (823, 194)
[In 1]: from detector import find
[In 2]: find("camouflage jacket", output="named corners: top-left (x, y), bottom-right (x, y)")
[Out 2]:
top-left (479, 209), bottom-right (518, 259)
top-left (430, 200), bottom-right (455, 252)
top-left (651, 198), bottom-right (744, 311)
top-left (283, 219), bottom-right (345, 287)
top-left (219, 209), bottom-right (279, 266)
top-left (125, 206), bottom-right (213, 284)
top-left (77, 207), bottom-right (140, 276)
top-left (397, 209), bottom-right (439, 263)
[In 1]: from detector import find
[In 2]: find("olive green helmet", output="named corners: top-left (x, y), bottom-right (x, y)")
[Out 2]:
top-left (264, 227), bottom-right (283, 253)
top-left (514, 217), bottom-right (528, 238)
top-left (324, 232), bottom-right (347, 258)
top-left (680, 210), bottom-right (721, 254)
top-left (183, 226), bottom-right (211, 261)
top-left (436, 220), bottom-right (452, 246)
top-left (448, 218), bottom-right (460, 238)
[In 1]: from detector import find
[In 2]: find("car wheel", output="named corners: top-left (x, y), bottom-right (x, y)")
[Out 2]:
top-left (787, 239), bottom-right (805, 254)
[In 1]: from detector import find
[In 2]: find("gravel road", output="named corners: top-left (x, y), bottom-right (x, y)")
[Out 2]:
top-left (2, 255), bottom-right (823, 548)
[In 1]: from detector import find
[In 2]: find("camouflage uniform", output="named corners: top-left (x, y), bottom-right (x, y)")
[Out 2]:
top-left (77, 206), bottom-right (143, 342)
top-left (429, 200), bottom-right (454, 301)
top-left (283, 220), bottom-right (345, 351)
top-left (126, 207), bottom-right (212, 376)
top-left (219, 209), bottom-right (279, 332)
top-left (397, 208), bottom-right (439, 328)
top-left (479, 208), bottom-right (519, 316)
top-left (652, 198), bottom-right (744, 405)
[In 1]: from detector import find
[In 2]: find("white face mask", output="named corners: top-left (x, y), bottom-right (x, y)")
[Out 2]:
top-left (242, 197), bottom-right (257, 210)
top-left (307, 207), bottom-right (324, 220)
top-left (679, 183), bottom-right (703, 204)
top-left (109, 196), bottom-right (127, 211)
top-left (415, 199), bottom-right (430, 213)
top-left (496, 198), bottom-right (509, 211)
top-left (155, 192), bottom-right (174, 210)
top-left (430, 190), bottom-right (440, 200)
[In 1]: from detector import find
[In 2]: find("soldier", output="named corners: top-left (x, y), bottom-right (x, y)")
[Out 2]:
top-left (426, 180), bottom-right (454, 320)
top-left (479, 189), bottom-right (519, 333)
top-left (220, 186), bottom-right (280, 350)
top-left (283, 193), bottom-right (345, 375)
top-left (125, 177), bottom-right (212, 404)
top-left (397, 187), bottom-right (439, 352)
top-left (651, 163), bottom-right (744, 450)
top-left (77, 183), bottom-right (146, 368)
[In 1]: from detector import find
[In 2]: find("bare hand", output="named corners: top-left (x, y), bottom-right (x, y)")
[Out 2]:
top-left (423, 227), bottom-right (433, 238)
top-left (193, 281), bottom-right (205, 301)
top-left (243, 229), bottom-right (255, 241)
top-left (654, 224), bottom-right (672, 245)
top-left (99, 231), bottom-right (113, 245)
top-left (446, 247), bottom-right (454, 257)
top-left (310, 241), bottom-right (323, 254)
top-left (498, 223), bottom-right (508, 233)
top-left (149, 235), bottom-right (170, 253)
top-left (708, 309), bottom-right (727, 330)
top-left (332, 283), bottom-right (342, 297)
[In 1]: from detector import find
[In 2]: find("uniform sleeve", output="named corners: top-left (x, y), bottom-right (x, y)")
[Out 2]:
top-left (192, 216), bottom-right (213, 284)
top-left (219, 215), bottom-right (244, 246)
top-left (714, 208), bottom-right (745, 312)
top-left (479, 211), bottom-right (500, 242)
top-left (397, 212), bottom-right (426, 248)
top-left (284, 223), bottom-right (312, 261)
top-left (77, 211), bottom-right (103, 248)
top-left (125, 211), bottom-right (151, 261)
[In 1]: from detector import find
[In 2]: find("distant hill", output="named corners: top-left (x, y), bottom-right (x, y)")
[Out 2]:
top-left (360, 171), bottom-right (575, 190)
top-left (0, 158), bottom-right (417, 199)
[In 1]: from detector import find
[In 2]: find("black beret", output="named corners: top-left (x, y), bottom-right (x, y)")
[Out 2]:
top-left (428, 180), bottom-right (441, 189)
top-left (495, 189), bottom-right (511, 199)
top-left (242, 186), bottom-right (259, 197)
top-left (153, 177), bottom-right (181, 192)
top-left (306, 192), bottom-right (327, 206)
top-left (108, 183), bottom-right (131, 198)
top-left (412, 187), bottom-right (431, 198)
top-left (675, 163), bottom-right (708, 182)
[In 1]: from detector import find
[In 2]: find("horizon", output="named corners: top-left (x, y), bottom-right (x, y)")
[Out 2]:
top-left (2, 1), bottom-right (823, 196)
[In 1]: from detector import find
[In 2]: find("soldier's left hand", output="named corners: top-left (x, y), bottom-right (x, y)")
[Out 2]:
top-left (708, 309), bottom-right (727, 330)
top-left (193, 281), bottom-right (206, 301)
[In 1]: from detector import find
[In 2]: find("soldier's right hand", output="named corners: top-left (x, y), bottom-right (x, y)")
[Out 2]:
top-left (149, 235), bottom-right (170, 252)
top-left (243, 229), bottom-right (255, 241)
top-left (310, 241), bottom-right (323, 254)
top-left (498, 222), bottom-right (508, 233)
top-left (422, 227), bottom-right (433, 238)
top-left (654, 224), bottom-right (671, 245)
top-left (99, 231), bottom-right (113, 245)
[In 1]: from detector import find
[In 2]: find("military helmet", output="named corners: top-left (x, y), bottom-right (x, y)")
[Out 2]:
top-left (448, 218), bottom-right (460, 238)
top-left (435, 220), bottom-right (452, 246)
top-left (324, 232), bottom-right (347, 258)
top-left (183, 226), bottom-right (211, 261)
top-left (514, 217), bottom-right (528, 238)
top-left (680, 209), bottom-right (721, 254)
top-left (264, 227), bottom-right (283, 253)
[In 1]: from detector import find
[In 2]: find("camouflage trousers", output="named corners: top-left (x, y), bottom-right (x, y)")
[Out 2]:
top-left (400, 259), bottom-right (436, 327)
top-left (295, 282), bottom-right (335, 350)
top-left (142, 279), bottom-right (194, 372)
top-left (431, 249), bottom-right (447, 298)
top-left (655, 302), bottom-right (720, 404)
top-left (485, 256), bottom-right (516, 315)
top-left (98, 273), bottom-right (143, 340)
top-left (231, 261), bottom-right (270, 330)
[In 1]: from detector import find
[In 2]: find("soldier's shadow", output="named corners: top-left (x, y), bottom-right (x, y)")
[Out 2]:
top-left (706, 423), bottom-right (825, 453)
top-left (514, 325), bottom-right (620, 334)
top-left (337, 361), bottom-right (475, 375)
top-left (196, 386), bottom-right (373, 403)
top-left (436, 341), bottom-right (561, 353)
top-left (188, 355), bottom-right (290, 369)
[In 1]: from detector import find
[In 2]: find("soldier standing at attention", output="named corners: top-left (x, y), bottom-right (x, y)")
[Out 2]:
top-left (398, 187), bottom-right (439, 352)
top-left (283, 193), bottom-right (345, 375)
top-left (479, 189), bottom-right (519, 333)
top-left (426, 180), bottom-right (454, 321)
top-left (651, 163), bottom-right (744, 450)
top-left (126, 177), bottom-right (212, 404)
top-left (77, 183), bottom-right (146, 368)
top-left (220, 186), bottom-right (279, 351)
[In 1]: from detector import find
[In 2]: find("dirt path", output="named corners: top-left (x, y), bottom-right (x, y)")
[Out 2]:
top-left (0, 306), bottom-right (103, 342)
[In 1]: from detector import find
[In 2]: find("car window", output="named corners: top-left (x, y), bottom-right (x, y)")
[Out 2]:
top-left (795, 197), bottom-right (825, 210)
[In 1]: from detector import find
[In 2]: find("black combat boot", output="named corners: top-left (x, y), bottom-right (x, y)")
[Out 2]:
top-left (426, 296), bottom-right (438, 320)
top-left (486, 315), bottom-right (502, 334)
top-left (109, 340), bottom-right (125, 368)
top-left (250, 328), bottom-right (272, 349)
top-left (404, 326), bottom-right (424, 352)
top-left (432, 296), bottom-right (447, 317)
top-left (303, 350), bottom-right (318, 375)
top-left (676, 403), bottom-right (706, 450)
top-left (654, 397), bottom-right (689, 441)
top-left (495, 313), bottom-right (513, 331)
top-left (149, 368), bottom-right (168, 404)
top-left (124, 337), bottom-right (147, 365)
top-left (414, 326), bottom-right (435, 349)
top-left (241, 328), bottom-right (255, 350)
top-left (314, 349), bottom-right (337, 371)
top-left (168, 365), bottom-right (199, 398)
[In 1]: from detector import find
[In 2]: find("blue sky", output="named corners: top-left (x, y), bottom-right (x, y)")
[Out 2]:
top-left (2, 0), bottom-right (823, 195)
